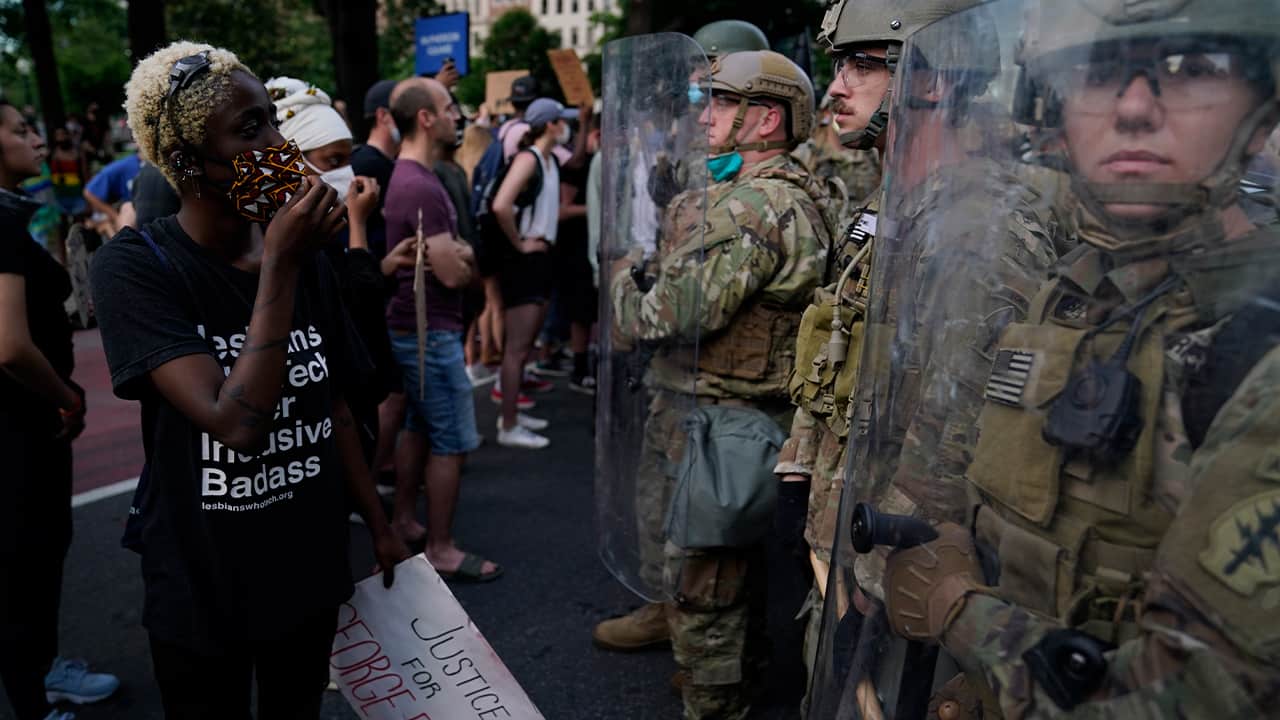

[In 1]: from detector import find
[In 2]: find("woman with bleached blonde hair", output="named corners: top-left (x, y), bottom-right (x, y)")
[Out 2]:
top-left (88, 42), bottom-right (408, 719)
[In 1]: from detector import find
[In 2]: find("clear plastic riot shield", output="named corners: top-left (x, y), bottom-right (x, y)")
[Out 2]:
top-left (595, 33), bottom-right (710, 602)
top-left (809, 1), bottom-right (1063, 715)
top-left (810, 0), bottom-right (1280, 716)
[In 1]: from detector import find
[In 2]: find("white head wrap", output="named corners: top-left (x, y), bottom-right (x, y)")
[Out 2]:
top-left (265, 77), bottom-right (352, 152)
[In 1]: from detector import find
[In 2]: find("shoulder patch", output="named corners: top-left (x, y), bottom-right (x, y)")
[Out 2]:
top-left (1257, 449), bottom-right (1280, 483)
top-left (1199, 489), bottom-right (1280, 597)
top-left (984, 349), bottom-right (1037, 406)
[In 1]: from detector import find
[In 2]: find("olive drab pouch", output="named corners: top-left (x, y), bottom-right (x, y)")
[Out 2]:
top-left (664, 405), bottom-right (787, 549)
top-left (967, 322), bottom-right (1084, 526)
top-left (788, 286), bottom-right (867, 437)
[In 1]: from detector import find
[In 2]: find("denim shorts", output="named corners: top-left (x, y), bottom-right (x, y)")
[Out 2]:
top-left (391, 331), bottom-right (481, 455)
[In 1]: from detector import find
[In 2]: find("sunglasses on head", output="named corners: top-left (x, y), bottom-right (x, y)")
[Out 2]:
top-left (153, 51), bottom-right (214, 164)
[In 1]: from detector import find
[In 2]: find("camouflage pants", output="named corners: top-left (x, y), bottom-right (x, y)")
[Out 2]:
top-left (665, 543), bottom-right (769, 720)
top-left (635, 389), bottom-right (690, 591)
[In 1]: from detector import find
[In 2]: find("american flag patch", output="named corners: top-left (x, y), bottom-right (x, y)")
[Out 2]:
top-left (985, 350), bottom-right (1035, 406)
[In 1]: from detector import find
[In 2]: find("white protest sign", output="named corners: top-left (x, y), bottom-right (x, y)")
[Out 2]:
top-left (330, 556), bottom-right (544, 720)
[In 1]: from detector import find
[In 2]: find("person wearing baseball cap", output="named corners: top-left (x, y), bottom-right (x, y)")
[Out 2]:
top-left (352, 79), bottom-right (401, 258)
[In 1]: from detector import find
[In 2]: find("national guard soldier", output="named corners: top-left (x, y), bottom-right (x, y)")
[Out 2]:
top-left (791, 94), bottom-right (882, 211)
top-left (593, 43), bottom-right (838, 719)
top-left (841, 1), bottom-right (1280, 717)
top-left (693, 19), bottom-right (771, 61)
top-left (773, 0), bottom-right (1018, 706)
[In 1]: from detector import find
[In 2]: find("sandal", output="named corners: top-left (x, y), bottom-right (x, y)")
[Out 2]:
top-left (437, 552), bottom-right (504, 583)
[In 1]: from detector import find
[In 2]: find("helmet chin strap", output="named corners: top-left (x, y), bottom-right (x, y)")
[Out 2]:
top-left (1072, 96), bottom-right (1278, 251)
top-left (1075, 98), bottom-right (1274, 235)
top-left (713, 96), bottom-right (791, 155)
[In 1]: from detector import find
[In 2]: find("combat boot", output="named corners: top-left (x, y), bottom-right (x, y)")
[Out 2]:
top-left (591, 602), bottom-right (671, 651)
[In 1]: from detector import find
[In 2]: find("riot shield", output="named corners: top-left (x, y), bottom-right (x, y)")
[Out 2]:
top-left (811, 0), bottom-right (1280, 716)
top-left (808, 1), bottom-right (1064, 715)
top-left (595, 33), bottom-right (711, 602)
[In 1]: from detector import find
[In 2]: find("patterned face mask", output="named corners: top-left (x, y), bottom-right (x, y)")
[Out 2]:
top-left (226, 139), bottom-right (311, 223)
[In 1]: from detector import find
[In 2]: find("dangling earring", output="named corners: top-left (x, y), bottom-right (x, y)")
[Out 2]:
top-left (184, 166), bottom-right (201, 199)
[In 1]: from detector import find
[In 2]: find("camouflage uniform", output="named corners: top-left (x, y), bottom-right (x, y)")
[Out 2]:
top-left (939, 225), bottom-right (1280, 718)
top-left (611, 152), bottom-right (836, 719)
top-left (784, 159), bottom-right (1066, 674)
top-left (792, 138), bottom-right (882, 213)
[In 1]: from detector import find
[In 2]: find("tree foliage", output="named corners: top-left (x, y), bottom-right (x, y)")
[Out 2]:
top-left (475, 8), bottom-right (562, 104)
top-left (0, 0), bottom-right (132, 117)
top-left (379, 0), bottom-right (439, 81)
top-left (167, 0), bottom-right (334, 91)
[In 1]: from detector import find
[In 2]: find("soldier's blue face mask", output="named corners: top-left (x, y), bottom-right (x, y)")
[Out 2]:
top-left (706, 152), bottom-right (743, 182)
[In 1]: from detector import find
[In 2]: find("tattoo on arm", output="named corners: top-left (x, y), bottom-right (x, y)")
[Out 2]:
top-left (251, 287), bottom-right (284, 316)
top-left (225, 384), bottom-right (272, 425)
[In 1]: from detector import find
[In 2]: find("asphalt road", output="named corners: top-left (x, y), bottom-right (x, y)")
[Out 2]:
top-left (2, 330), bottom-right (806, 720)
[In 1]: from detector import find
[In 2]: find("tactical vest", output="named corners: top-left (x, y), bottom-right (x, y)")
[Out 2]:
top-left (788, 203), bottom-right (879, 436)
top-left (694, 299), bottom-right (804, 394)
top-left (966, 234), bottom-right (1280, 643)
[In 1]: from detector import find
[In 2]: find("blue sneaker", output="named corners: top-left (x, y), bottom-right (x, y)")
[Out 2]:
top-left (44, 657), bottom-right (119, 705)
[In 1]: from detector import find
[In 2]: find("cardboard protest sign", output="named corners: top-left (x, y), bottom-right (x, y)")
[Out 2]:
top-left (413, 210), bottom-right (427, 402)
top-left (485, 70), bottom-right (530, 116)
top-left (330, 556), bottom-right (545, 720)
top-left (546, 49), bottom-right (594, 108)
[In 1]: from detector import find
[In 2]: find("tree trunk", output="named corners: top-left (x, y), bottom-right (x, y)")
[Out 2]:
top-left (127, 0), bottom-right (167, 64)
top-left (21, 0), bottom-right (65, 136)
top-left (317, 0), bottom-right (378, 141)
top-left (623, 0), bottom-right (653, 36)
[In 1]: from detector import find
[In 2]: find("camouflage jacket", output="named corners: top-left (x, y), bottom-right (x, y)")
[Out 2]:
top-left (846, 159), bottom-right (1067, 600)
top-left (610, 152), bottom-right (837, 401)
top-left (943, 229), bottom-right (1280, 718)
top-left (792, 137), bottom-right (882, 212)
top-left (947, 348), bottom-right (1280, 719)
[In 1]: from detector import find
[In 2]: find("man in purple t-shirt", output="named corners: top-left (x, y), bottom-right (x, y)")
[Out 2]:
top-left (384, 77), bottom-right (500, 582)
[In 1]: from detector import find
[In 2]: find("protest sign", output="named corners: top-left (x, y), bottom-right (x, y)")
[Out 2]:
top-left (330, 556), bottom-right (545, 720)
top-left (484, 70), bottom-right (529, 116)
top-left (546, 49), bottom-right (594, 107)
top-left (415, 13), bottom-right (470, 76)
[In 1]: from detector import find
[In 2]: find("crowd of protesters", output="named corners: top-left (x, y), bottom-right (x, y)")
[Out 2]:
top-left (1, 34), bottom-right (604, 718)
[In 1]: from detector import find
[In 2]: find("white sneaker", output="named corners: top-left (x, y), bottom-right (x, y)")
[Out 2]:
top-left (496, 413), bottom-right (549, 432)
top-left (497, 424), bottom-right (550, 449)
top-left (467, 364), bottom-right (498, 387)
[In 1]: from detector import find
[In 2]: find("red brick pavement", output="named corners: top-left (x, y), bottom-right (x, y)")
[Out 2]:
top-left (71, 328), bottom-right (144, 494)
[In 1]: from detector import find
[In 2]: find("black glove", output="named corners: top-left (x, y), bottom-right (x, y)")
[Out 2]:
top-left (774, 478), bottom-right (812, 561)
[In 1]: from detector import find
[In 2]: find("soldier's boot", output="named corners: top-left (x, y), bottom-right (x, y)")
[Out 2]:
top-left (591, 602), bottom-right (672, 651)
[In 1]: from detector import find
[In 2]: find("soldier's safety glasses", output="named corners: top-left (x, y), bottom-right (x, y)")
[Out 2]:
top-left (834, 52), bottom-right (891, 89)
top-left (1046, 39), bottom-right (1264, 113)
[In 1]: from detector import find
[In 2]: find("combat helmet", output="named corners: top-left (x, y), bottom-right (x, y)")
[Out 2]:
top-left (818, 0), bottom-right (991, 149)
top-left (708, 50), bottom-right (816, 154)
top-left (1014, 0), bottom-right (1280, 253)
top-left (693, 20), bottom-right (770, 60)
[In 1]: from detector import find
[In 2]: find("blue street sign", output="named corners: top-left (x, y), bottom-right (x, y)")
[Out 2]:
top-left (416, 13), bottom-right (470, 77)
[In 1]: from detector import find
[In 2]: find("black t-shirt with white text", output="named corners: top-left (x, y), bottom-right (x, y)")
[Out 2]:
top-left (90, 216), bottom-right (367, 653)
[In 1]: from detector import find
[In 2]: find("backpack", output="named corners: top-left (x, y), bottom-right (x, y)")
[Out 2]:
top-left (473, 137), bottom-right (552, 272)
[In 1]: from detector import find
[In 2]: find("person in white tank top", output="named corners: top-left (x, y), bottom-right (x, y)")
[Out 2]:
top-left (491, 98), bottom-right (578, 447)
top-left (518, 145), bottom-right (561, 244)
